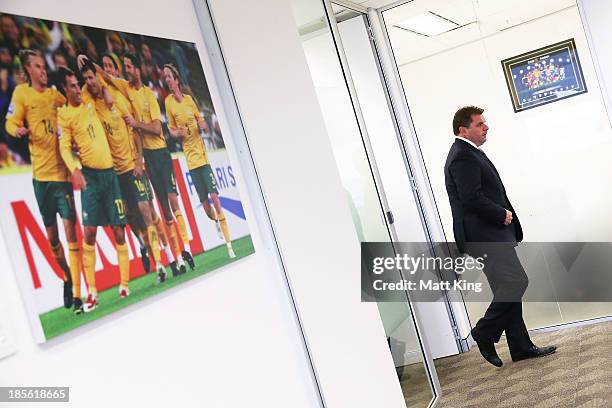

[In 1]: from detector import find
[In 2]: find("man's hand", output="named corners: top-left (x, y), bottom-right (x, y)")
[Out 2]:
top-left (504, 209), bottom-right (513, 226)
top-left (124, 115), bottom-right (137, 128)
top-left (133, 160), bottom-right (144, 177)
top-left (102, 87), bottom-right (113, 109)
top-left (14, 127), bottom-right (30, 138)
top-left (72, 168), bottom-right (87, 191)
top-left (77, 54), bottom-right (88, 70)
top-left (175, 126), bottom-right (186, 139)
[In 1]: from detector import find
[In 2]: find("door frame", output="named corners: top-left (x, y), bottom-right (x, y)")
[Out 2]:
top-left (326, 0), bottom-right (472, 354)
top-left (366, 3), bottom-right (474, 349)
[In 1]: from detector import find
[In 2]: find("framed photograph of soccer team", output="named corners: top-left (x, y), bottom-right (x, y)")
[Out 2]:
top-left (501, 38), bottom-right (587, 112)
top-left (0, 11), bottom-right (255, 342)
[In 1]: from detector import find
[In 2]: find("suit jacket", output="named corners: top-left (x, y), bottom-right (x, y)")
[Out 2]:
top-left (444, 138), bottom-right (523, 254)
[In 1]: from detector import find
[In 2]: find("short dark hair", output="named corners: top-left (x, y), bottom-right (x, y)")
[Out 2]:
top-left (102, 52), bottom-right (119, 70)
top-left (123, 52), bottom-right (140, 69)
top-left (452, 106), bottom-right (484, 136)
top-left (58, 66), bottom-right (76, 88)
top-left (51, 49), bottom-right (65, 62)
top-left (80, 59), bottom-right (96, 76)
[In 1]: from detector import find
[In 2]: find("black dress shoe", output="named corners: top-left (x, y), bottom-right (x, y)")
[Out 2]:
top-left (511, 345), bottom-right (557, 362)
top-left (471, 329), bottom-right (503, 367)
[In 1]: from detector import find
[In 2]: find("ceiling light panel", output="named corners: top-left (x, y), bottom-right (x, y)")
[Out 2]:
top-left (396, 11), bottom-right (459, 36)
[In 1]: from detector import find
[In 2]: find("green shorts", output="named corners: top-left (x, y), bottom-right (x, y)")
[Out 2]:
top-left (81, 167), bottom-right (127, 227)
top-left (143, 148), bottom-right (177, 202)
top-left (32, 180), bottom-right (76, 227)
top-left (118, 171), bottom-right (153, 210)
top-left (190, 164), bottom-right (218, 202)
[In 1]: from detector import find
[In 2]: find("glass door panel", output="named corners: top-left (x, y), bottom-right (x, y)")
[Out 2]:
top-left (291, 0), bottom-right (440, 406)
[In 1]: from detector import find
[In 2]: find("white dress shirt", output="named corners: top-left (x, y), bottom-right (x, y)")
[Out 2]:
top-left (455, 136), bottom-right (481, 150)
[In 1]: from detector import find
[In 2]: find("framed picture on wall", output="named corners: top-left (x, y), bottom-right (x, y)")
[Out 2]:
top-left (0, 11), bottom-right (255, 342)
top-left (501, 38), bottom-right (587, 112)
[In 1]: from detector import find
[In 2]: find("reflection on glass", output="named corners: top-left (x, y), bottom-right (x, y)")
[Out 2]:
top-left (382, 0), bottom-right (612, 330)
top-left (290, 1), bottom-right (435, 406)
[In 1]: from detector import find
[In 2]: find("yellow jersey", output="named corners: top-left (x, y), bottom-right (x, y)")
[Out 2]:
top-left (5, 83), bottom-right (70, 182)
top-left (111, 77), bottom-right (166, 150)
top-left (58, 101), bottom-right (114, 173)
top-left (164, 94), bottom-right (209, 170)
top-left (82, 84), bottom-right (137, 175)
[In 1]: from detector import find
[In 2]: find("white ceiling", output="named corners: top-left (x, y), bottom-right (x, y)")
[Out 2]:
top-left (384, 0), bottom-right (577, 65)
top-left (291, 0), bottom-right (578, 65)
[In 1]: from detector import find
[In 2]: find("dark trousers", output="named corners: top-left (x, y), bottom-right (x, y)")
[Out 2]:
top-left (471, 245), bottom-right (533, 356)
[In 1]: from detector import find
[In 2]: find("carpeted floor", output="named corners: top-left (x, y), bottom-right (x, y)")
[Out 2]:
top-left (399, 321), bottom-right (612, 407)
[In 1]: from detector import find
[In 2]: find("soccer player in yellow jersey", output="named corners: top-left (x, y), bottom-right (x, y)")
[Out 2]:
top-left (77, 54), bottom-right (184, 281)
top-left (57, 67), bottom-right (130, 312)
top-left (5, 50), bottom-right (82, 314)
top-left (80, 61), bottom-right (181, 282)
top-left (113, 53), bottom-right (193, 272)
top-left (163, 64), bottom-right (236, 258)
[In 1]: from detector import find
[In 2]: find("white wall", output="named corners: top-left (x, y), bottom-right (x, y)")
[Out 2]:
top-left (0, 1), bottom-right (321, 406)
top-left (0, 0), bottom-right (408, 407)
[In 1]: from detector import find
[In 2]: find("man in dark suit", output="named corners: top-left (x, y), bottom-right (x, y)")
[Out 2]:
top-left (444, 106), bottom-right (556, 367)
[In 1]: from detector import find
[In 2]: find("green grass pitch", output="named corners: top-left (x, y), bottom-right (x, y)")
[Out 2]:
top-left (39, 235), bottom-right (254, 340)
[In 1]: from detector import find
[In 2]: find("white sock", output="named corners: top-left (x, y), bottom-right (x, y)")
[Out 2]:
top-left (164, 245), bottom-right (175, 263)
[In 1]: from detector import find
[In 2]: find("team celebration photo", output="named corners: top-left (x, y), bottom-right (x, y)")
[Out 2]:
top-left (0, 12), bottom-right (255, 342)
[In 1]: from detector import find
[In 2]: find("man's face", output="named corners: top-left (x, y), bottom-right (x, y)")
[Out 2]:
top-left (86, 40), bottom-right (98, 61)
top-left (163, 67), bottom-right (177, 89)
top-left (124, 57), bottom-right (138, 83)
top-left (0, 49), bottom-right (10, 66)
top-left (83, 69), bottom-right (100, 96)
top-left (110, 35), bottom-right (122, 54)
top-left (26, 55), bottom-right (47, 87)
top-left (0, 16), bottom-right (19, 42)
top-left (53, 54), bottom-right (67, 69)
top-left (102, 56), bottom-right (117, 77)
top-left (460, 114), bottom-right (489, 146)
top-left (64, 75), bottom-right (82, 105)
top-left (142, 44), bottom-right (152, 61)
